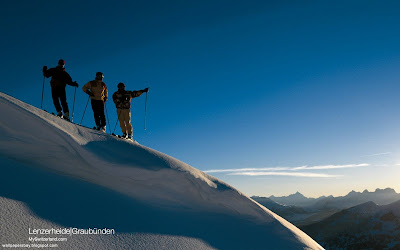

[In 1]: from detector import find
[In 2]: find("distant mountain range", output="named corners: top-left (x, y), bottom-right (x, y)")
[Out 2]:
top-left (252, 188), bottom-right (400, 226)
top-left (252, 196), bottom-right (338, 226)
top-left (250, 196), bottom-right (308, 217)
top-left (253, 188), bottom-right (400, 248)
top-left (268, 188), bottom-right (400, 210)
top-left (301, 200), bottom-right (400, 249)
top-left (268, 191), bottom-right (328, 207)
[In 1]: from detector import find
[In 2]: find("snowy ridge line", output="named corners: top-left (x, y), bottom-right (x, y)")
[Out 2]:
top-left (0, 91), bottom-right (323, 249)
top-left (0, 92), bottom-right (242, 207)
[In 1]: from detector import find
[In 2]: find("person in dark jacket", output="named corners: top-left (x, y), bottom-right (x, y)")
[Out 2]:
top-left (112, 82), bottom-right (148, 139)
top-left (43, 59), bottom-right (78, 120)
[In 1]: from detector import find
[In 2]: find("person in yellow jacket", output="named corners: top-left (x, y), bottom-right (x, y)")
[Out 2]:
top-left (112, 82), bottom-right (148, 139)
top-left (82, 72), bottom-right (108, 132)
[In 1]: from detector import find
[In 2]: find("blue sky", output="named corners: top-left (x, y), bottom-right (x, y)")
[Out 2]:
top-left (1, 1), bottom-right (400, 197)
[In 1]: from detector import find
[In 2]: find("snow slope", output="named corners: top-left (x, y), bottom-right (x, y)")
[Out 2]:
top-left (0, 92), bottom-right (323, 249)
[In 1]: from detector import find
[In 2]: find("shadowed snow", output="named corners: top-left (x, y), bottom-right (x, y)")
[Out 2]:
top-left (0, 92), bottom-right (323, 249)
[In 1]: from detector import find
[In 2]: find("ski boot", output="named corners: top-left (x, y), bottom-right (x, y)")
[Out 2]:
top-left (63, 112), bottom-right (70, 121)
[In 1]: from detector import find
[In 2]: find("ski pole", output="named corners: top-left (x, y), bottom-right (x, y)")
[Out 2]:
top-left (112, 109), bottom-right (122, 135)
top-left (144, 91), bottom-right (148, 130)
top-left (41, 75), bottom-right (45, 109)
top-left (105, 101), bottom-right (110, 134)
top-left (80, 96), bottom-right (90, 125)
top-left (72, 86), bottom-right (77, 122)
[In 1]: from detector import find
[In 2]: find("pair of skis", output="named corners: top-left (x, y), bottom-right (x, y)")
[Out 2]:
top-left (46, 109), bottom-right (137, 143)
top-left (111, 133), bottom-right (136, 143)
top-left (45, 110), bottom-right (100, 131)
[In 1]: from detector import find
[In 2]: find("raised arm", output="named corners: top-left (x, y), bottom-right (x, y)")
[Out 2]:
top-left (42, 67), bottom-right (55, 78)
top-left (130, 88), bottom-right (149, 98)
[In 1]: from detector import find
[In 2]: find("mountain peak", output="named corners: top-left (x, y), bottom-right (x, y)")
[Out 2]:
top-left (291, 191), bottom-right (306, 198)
top-left (349, 201), bottom-right (379, 215)
top-left (345, 190), bottom-right (361, 197)
top-left (362, 189), bottom-right (370, 194)
top-left (375, 188), bottom-right (396, 194)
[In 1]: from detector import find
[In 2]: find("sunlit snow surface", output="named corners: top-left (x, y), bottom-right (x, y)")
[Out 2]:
top-left (0, 92), bottom-right (323, 249)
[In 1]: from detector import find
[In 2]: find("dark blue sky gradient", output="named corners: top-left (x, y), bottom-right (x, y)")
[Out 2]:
top-left (2, 1), bottom-right (400, 196)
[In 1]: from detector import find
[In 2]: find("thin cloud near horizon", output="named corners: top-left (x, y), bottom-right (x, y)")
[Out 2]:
top-left (361, 152), bottom-right (391, 157)
top-left (292, 163), bottom-right (369, 170)
top-left (204, 163), bottom-right (370, 174)
top-left (229, 172), bottom-right (341, 178)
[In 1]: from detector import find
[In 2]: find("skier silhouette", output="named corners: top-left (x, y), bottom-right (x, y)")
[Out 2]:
top-left (112, 82), bottom-right (148, 139)
top-left (82, 72), bottom-right (108, 132)
top-left (42, 59), bottom-right (78, 120)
